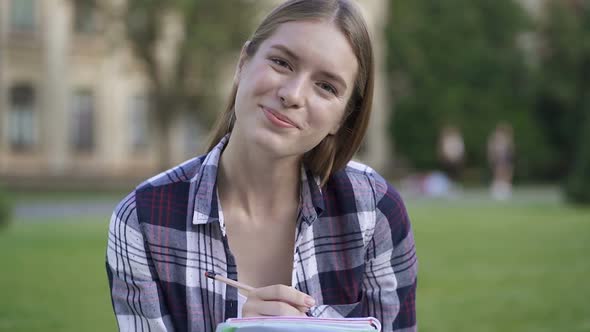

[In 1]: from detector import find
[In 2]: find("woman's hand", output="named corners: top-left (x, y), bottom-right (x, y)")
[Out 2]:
top-left (242, 284), bottom-right (316, 317)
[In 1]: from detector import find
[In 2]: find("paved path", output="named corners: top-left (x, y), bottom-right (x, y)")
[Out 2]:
top-left (14, 200), bottom-right (118, 221)
top-left (13, 186), bottom-right (563, 221)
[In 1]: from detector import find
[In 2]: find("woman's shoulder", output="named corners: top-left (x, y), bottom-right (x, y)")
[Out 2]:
top-left (135, 154), bottom-right (208, 191)
top-left (113, 153), bottom-right (208, 210)
top-left (112, 153), bottom-right (211, 227)
top-left (334, 160), bottom-right (396, 196)
top-left (338, 162), bottom-right (412, 235)
top-left (324, 160), bottom-right (405, 212)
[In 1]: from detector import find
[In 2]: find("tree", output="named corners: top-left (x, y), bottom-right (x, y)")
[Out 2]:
top-left (564, 108), bottom-right (590, 203)
top-left (0, 187), bottom-right (11, 228)
top-left (79, 0), bottom-right (257, 170)
top-left (384, 0), bottom-right (547, 179)
top-left (537, 0), bottom-right (590, 203)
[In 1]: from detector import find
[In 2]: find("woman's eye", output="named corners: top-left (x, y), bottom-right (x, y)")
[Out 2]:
top-left (318, 82), bottom-right (337, 95)
top-left (270, 58), bottom-right (291, 70)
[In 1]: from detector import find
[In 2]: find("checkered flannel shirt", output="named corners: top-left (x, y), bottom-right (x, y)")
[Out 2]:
top-left (106, 136), bottom-right (417, 332)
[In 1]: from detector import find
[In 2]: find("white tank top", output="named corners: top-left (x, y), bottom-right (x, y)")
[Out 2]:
top-left (237, 292), bottom-right (247, 318)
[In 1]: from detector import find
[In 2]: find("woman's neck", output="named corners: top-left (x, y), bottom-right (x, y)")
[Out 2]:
top-left (217, 134), bottom-right (301, 223)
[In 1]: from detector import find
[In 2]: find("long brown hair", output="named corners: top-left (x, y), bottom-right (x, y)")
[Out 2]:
top-left (206, 0), bottom-right (375, 185)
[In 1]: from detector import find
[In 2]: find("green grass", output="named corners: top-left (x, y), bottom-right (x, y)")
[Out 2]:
top-left (0, 220), bottom-right (117, 332)
top-left (10, 190), bottom-right (127, 204)
top-left (0, 196), bottom-right (589, 331)
top-left (408, 199), bottom-right (590, 332)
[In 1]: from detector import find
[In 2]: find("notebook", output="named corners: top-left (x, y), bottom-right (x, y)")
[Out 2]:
top-left (215, 316), bottom-right (381, 332)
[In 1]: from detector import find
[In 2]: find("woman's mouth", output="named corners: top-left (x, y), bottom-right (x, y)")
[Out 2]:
top-left (261, 106), bottom-right (298, 129)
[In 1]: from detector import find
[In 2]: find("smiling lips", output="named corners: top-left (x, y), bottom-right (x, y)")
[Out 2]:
top-left (261, 106), bottom-right (299, 129)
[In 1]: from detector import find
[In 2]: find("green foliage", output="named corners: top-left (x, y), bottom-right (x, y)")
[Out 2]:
top-left (385, 0), bottom-right (552, 179)
top-left (536, 1), bottom-right (590, 186)
top-left (565, 109), bottom-right (590, 204)
top-left (0, 187), bottom-right (12, 228)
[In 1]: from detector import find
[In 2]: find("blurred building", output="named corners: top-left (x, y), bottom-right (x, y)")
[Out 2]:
top-left (0, 0), bottom-right (390, 189)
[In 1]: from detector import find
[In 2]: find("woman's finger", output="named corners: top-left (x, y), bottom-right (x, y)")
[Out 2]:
top-left (250, 284), bottom-right (316, 309)
top-left (242, 298), bottom-right (306, 317)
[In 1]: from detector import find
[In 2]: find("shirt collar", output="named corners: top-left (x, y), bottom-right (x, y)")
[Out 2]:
top-left (299, 167), bottom-right (325, 225)
top-left (188, 134), bottom-right (325, 225)
top-left (188, 135), bottom-right (227, 225)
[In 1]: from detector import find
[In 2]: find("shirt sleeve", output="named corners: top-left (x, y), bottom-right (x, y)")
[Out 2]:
top-left (106, 192), bottom-right (175, 331)
top-left (362, 180), bottom-right (418, 332)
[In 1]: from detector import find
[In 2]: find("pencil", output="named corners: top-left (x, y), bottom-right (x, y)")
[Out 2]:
top-left (205, 271), bottom-right (255, 293)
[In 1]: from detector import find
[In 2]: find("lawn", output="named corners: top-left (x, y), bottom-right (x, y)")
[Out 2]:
top-left (0, 193), bottom-right (589, 331)
top-left (0, 220), bottom-right (116, 332)
top-left (407, 197), bottom-right (590, 332)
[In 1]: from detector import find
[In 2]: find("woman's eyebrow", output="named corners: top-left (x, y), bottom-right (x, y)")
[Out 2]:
top-left (269, 44), bottom-right (348, 91)
top-left (319, 70), bottom-right (348, 91)
top-left (269, 44), bottom-right (299, 61)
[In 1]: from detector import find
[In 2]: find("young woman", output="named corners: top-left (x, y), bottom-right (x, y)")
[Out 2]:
top-left (106, 1), bottom-right (417, 331)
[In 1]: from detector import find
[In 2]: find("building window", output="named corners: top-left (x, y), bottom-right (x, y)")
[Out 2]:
top-left (10, 0), bottom-right (36, 31)
top-left (70, 90), bottom-right (95, 152)
top-left (74, 2), bottom-right (97, 34)
top-left (9, 84), bottom-right (37, 151)
top-left (128, 95), bottom-right (150, 153)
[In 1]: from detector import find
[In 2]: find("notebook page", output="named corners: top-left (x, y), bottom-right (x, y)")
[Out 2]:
top-left (218, 316), bottom-right (381, 332)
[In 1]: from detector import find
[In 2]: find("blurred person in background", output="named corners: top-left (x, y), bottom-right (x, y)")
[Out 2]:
top-left (487, 122), bottom-right (515, 200)
top-left (438, 124), bottom-right (465, 182)
top-left (105, 0), bottom-right (417, 331)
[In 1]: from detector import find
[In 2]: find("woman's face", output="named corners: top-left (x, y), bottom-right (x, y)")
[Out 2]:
top-left (233, 20), bottom-right (358, 159)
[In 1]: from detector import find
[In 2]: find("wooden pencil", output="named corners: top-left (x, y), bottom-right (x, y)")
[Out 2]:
top-left (205, 271), bottom-right (255, 293)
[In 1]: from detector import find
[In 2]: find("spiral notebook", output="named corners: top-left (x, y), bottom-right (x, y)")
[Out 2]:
top-left (215, 316), bottom-right (381, 332)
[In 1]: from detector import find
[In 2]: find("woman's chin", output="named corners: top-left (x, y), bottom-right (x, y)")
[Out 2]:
top-left (249, 131), bottom-right (303, 158)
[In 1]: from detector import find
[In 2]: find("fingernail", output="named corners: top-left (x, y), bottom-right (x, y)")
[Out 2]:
top-left (305, 296), bottom-right (316, 307)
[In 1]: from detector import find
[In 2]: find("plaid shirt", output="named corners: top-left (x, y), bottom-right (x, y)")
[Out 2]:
top-left (106, 136), bottom-right (417, 332)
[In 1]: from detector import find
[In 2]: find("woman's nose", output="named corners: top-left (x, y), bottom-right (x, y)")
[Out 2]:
top-left (277, 76), bottom-right (305, 108)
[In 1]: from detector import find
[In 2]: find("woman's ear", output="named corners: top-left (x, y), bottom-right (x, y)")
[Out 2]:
top-left (234, 41), bottom-right (251, 83)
